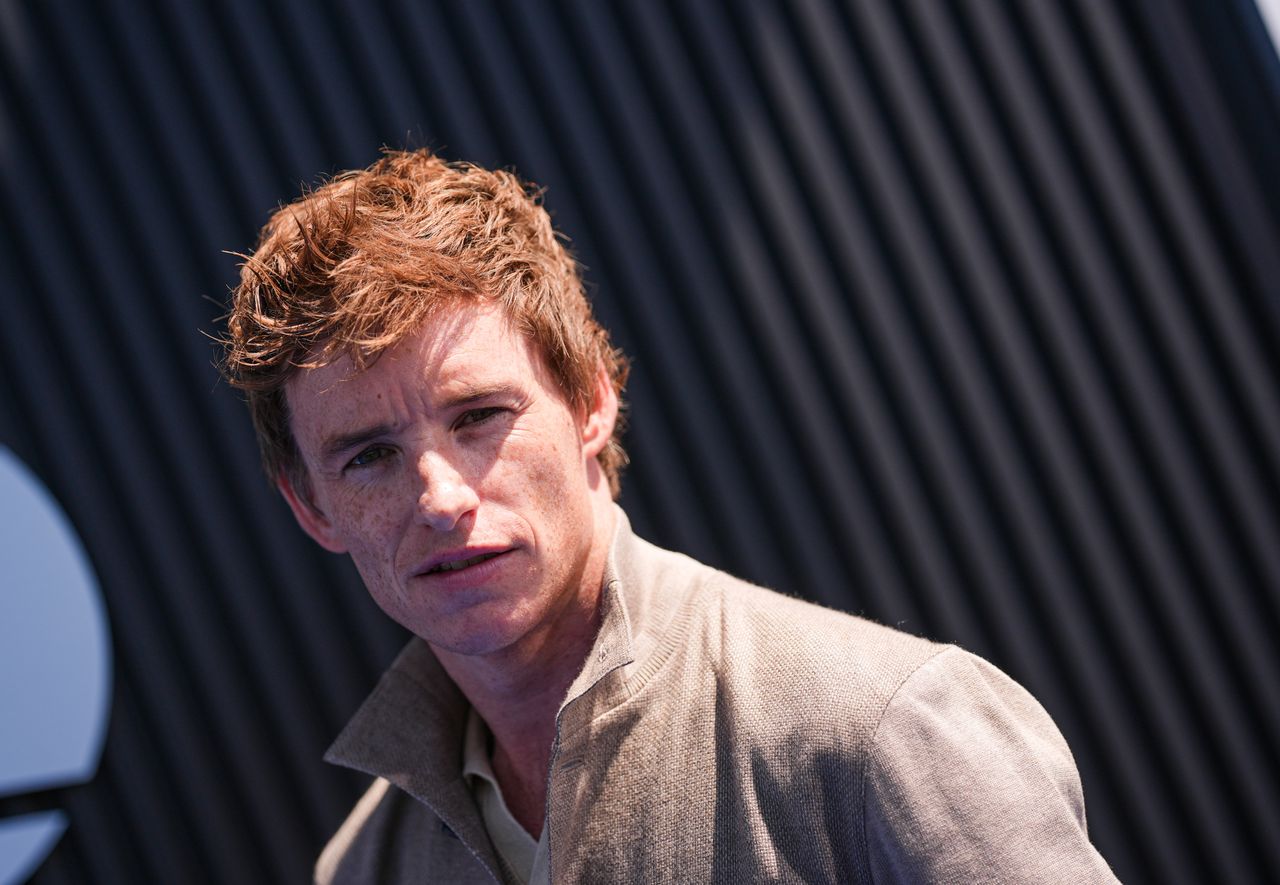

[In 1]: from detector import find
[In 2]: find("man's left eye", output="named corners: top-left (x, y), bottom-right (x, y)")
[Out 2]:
top-left (456, 407), bottom-right (504, 429)
top-left (349, 446), bottom-right (393, 468)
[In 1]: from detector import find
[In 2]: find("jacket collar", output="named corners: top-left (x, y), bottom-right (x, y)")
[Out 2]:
top-left (323, 638), bottom-right (502, 876)
top-left (557, 507), bottom-right (697, 727)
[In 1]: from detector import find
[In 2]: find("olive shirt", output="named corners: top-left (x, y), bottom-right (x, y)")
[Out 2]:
top-left (316, 509), bottom-right (1119, 884)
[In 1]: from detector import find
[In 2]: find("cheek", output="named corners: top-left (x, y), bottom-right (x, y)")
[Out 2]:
top-left (504, 432), bottom-right (582, 496)
top-left (520, 439), bottom-right (593, 536)
top-left (329, 487), bottom-right (406, 561)
top-left (343, 506), bottom-right (412, 616)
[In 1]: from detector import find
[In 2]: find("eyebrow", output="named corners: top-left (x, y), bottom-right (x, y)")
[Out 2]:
top-left (320, 423), bottom-right (397, 462)
top-left (441, 383), bottom-right (513, 410)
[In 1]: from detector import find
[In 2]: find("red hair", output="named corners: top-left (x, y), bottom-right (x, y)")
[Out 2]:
top-left (222, 149), bottom-right (628, 497)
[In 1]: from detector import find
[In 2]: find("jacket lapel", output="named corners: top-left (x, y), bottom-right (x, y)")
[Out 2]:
top-left (325, 640), bottom-right (504, 880)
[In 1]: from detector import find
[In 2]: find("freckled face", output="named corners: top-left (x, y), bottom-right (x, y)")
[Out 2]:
top-left (281, 303), bottom-right (616, 657)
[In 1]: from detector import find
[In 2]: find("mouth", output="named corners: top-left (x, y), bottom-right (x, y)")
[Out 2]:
top-left (423, 550), bottom-right (505, 575)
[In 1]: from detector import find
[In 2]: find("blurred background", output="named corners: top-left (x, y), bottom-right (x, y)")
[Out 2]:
top-left (1, 1), bottom-right (1278, 882)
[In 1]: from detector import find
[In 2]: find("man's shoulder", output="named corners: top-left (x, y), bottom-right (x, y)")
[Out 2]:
top-left (641, 536), bottom-right (941, 663)
top-left (627, 533), bottom-right (949, 723)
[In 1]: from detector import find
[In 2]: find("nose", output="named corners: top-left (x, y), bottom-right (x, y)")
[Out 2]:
top-left (413, 451), bottom-right (480, 531)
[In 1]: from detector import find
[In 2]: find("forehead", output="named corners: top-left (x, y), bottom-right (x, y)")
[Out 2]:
top-left (283, 303), bottom-right (545, 435)
top-left (296, 301), bottom-right (523, 393)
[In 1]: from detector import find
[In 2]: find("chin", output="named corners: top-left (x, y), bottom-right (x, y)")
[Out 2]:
top-left (411, 604), bottom-right (540, 659)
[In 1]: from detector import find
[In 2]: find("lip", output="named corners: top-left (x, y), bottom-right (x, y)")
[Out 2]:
top-left (409, 546), bottom-right (515, 584)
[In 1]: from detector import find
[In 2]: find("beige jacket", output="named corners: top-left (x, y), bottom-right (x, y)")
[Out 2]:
top-left (317, 510), bottom-right (1118, 883)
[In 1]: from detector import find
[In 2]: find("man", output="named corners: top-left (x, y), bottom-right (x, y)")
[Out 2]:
top-left (222, 149), bottom-right (1118, 883)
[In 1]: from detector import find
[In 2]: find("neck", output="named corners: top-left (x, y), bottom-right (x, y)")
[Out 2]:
top-left (434, 496), bottom-right (616, 836)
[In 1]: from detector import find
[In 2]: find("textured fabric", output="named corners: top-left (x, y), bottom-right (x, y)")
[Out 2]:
top-left (317, 508), bottom-right (1118, 884)
top-left (865, 651), bottom-right (1107, 883)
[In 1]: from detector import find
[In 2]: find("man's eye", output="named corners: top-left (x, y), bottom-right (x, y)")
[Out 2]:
top-left (349, 446), bottom-right (393, 468)
top-left (456, 407), bottom-right (504, 429)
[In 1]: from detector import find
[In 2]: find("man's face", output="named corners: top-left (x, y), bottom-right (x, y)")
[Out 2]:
top-left (281, 302), bottom-right (617, 658)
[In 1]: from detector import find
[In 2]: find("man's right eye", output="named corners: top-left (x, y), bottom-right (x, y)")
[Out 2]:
top-left (348, 446), bottom-right (393, 468)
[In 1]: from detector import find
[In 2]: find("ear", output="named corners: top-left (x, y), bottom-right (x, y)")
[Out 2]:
top-left (581, 363), bottom-right (619, 460)
top-left (277, 470), bottom-right (349, 554)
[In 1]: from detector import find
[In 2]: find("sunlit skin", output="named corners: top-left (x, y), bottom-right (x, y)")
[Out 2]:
top-left (278, 301), bottom-right (618, 836)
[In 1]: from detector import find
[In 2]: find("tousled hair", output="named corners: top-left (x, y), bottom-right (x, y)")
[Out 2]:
top-left (220, 149), bottom-right (628, 498)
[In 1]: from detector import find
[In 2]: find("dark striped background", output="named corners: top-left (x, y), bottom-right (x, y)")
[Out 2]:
top-left (1, 1), bottom-right (1277, 882)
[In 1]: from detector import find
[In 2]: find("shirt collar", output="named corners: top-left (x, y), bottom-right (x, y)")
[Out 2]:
top-left (462, 706), bottom-right (541, 883)
top-left (462, 704), bottom-right (495, 785)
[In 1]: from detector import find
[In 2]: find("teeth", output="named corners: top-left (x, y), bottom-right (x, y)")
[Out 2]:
top-left (431, 552), bottom-right (497, 574)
